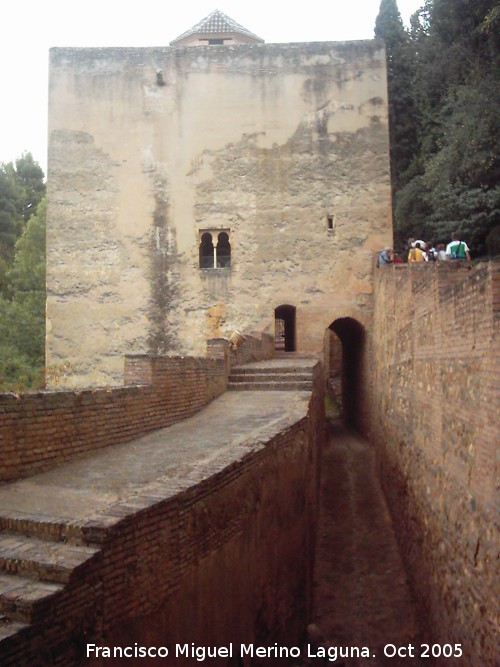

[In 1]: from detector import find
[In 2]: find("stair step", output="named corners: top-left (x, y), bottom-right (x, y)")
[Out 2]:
top-left (230, 367), bottom-right (313, 376)
top-left (228, 381), bottom-right (313, 391)
top-left (0, 572), bottom-right (64, 623)
top-left (0, 615), bottom-right (29, 642)
top-left (0, 534), bottom-right (99, 584)
top-left (0, 512), bottom-right (84, 545)
top-left (229, 373), bottom-right (312, 383)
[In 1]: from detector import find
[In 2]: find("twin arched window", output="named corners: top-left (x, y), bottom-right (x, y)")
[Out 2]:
top-left (199, 231), bottom-right (231, 268)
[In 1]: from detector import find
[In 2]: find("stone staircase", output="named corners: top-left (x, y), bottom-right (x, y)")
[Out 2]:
top-left (0, 523), bottom-right (99, 645)
top-left (228, 359), bottom-right (317, 391)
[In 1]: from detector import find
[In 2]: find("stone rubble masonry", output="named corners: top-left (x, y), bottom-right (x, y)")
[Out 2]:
top-left (46, 40), bottom-right (392, 388)
top-left (370, 260), bottom-right (499, 667)
top-left (0, 363), bottom-right (325, 666)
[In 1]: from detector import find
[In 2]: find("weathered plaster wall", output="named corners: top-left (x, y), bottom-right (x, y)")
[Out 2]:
top-left (47, 41), bottom-right (391, 387)
top-left (371, 262), bottom-right (499, 667)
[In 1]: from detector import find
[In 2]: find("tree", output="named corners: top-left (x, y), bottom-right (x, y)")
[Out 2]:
top-left (14, 152), bottom-right (46, 223)
top-left (0, 154), bottom-right (45, 291)
top-left (380, 0), bottom-right (500, 255)
top-left (0, 167), bottom-right (23, 288)
top-left (375, 0), bottom-right (419, 196)
top-left (0, 197), bottom-right (46, 390)
top-left (6, 197), bottom-right (46, 295)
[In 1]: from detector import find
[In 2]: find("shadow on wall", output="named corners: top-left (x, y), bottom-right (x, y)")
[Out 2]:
top-left (326, 317), bottom-right (366, 431)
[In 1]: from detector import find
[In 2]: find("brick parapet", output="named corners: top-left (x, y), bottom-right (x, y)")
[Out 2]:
top-left (371, 259), bottom-right (499, 666)
top-left (230, 332), bottom-right (275, 366)
top-left (0, 369), bottom-right (324, 666)
top-left (0, 354), bottom-right (228, 483)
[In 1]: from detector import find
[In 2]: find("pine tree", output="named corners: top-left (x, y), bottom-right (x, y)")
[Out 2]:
top-left (375, 0), bottom-right (418, 197)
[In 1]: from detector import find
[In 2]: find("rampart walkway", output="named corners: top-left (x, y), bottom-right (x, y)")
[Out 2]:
top-left (0, 358), bottom-right (319, 661)
top-left (0, 358), bottom-right (430, 665)
top-left (311, 422), bottom-right (432, 666)
top-left (0, 388), bottom-right (311, 526)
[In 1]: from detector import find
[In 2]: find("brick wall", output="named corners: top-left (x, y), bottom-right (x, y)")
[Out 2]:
top-left (0, 365), bottom-right (324, 667)
top-left (229, 332), bottom-right (275, 367)
top-left (0, 331), bottom-right (276, 482)
top-left (0, 354), bottom-right (227, 482)
top-left (371, 261), bottom-right (499, 666)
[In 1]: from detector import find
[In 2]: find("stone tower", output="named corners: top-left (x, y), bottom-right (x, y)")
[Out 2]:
top-left (46, 12), bottom-right (392, 387)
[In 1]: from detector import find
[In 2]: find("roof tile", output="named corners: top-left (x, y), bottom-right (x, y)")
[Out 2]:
top-left (170, 9), bottom-right (264, 44)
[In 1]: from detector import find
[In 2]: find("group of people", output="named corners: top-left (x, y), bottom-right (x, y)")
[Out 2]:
top-left (378, 233), bottom-right (471, 267)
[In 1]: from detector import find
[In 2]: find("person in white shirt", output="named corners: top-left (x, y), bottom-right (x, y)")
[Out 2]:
top-left (437, 244), bottom-right (447, 261)
top-left (445, 233), bottom-right (471, 262)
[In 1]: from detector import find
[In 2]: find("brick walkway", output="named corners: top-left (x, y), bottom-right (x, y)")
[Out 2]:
top-left (1, 365), bottom-right (433, 665)
top-left (310, 421), bottom-right (433, 667)
top-left (0, 389), bottom-right (311, 525)
top-left (0, 376), bottom-right (315, 650)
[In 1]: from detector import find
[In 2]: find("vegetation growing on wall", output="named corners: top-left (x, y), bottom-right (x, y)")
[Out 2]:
top-left (0, 154), bottom-right (46, 390)
top-left (376, 0), bottom-right (500, 256)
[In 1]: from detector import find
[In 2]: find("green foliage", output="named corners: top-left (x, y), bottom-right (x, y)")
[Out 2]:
top-left (0, 168), bottom-right (23, 287)
top-left (0, 183), bottom-right (46, 390)
top-left (14, 153), bottom-right (46, 223)
top-left (377, 0), bottom-right (500, 255)
top-left (0, 153), bottom-right (46, 291)
top-left (7, 198), bottom-right (47, 295)
top-left (375, 0), bottom-right (419, 193)
top-left (0, 292), bottom-right (45, 388)
top-left (423, 79), bottom-right (500, 190)
top-left (0, 341), bottom-right (44, 391)
top-left (426, 185), bottom-right (500, 252)
top-left (394, 175), bottom-right (432, 242)
top-left (485, 225), bottom-right (500, 256)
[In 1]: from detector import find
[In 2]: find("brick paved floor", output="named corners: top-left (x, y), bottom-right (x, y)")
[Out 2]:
top-left (0, 378), bottom-right (435, 666)
top-left (0, 390), bottom-right (310, 524)
top-left (310, 421), bottom-right (434, 667)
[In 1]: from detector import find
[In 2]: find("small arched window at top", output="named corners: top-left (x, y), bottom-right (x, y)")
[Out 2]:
top-left (199, 229), bottom-right (231, 269)
top-left (199, 232), bottom-right (214, 268)
top-left (217, 232), bottom-right (231, 268)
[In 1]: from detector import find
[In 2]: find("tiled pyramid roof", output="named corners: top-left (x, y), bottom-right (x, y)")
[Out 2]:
top-left (170, 9), bottom-right (264, 45)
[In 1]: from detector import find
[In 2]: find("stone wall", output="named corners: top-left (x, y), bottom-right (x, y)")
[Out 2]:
top-left (46, 40), bottom-right (392, 387)
top-left (371, 261), bottom-right (499, 666)
top-left (0, 355), bottom-right (226, 483)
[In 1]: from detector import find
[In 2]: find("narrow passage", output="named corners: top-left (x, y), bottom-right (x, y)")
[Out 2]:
top-left (310, 422), bottom-right (433, 666)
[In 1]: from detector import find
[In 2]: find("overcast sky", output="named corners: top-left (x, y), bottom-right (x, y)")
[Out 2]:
top-left (1, 0), bottom-right (423, 174)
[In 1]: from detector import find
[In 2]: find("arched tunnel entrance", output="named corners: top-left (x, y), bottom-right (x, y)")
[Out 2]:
top-left (325, 317), bottom-right (366, 431)
top-left (275, 305), bottom-right (296, 352)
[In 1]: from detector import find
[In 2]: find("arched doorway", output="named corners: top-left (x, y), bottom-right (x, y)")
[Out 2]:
top-left (275, 305), bottom-right (296, 352)
top-left (326, 317), bottom-right (366, 430)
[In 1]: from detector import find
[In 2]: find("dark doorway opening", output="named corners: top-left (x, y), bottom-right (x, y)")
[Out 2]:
top-left (327, 317), bottom-right (366, 430)
top-left (275, 305), bottom-right (296, 352)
